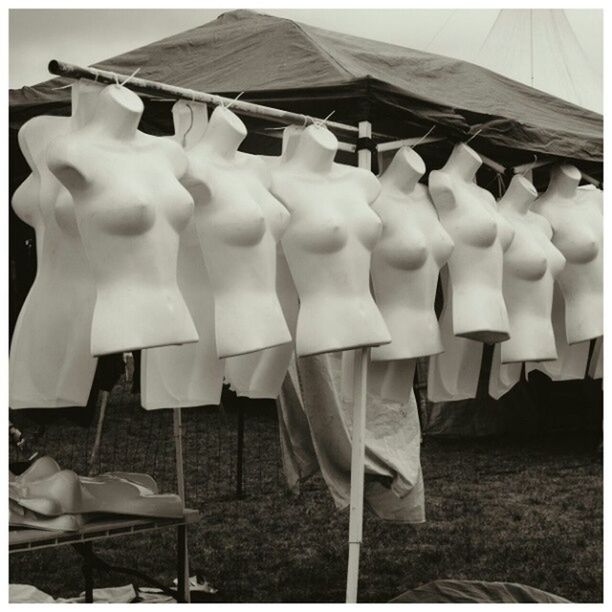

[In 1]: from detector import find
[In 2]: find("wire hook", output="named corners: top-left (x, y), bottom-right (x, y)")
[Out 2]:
top-left (465, 128), bottom-right (483, 145)
top-left (120, 67), bottom-right (141, 87)
top-left (409, 125), bottom-right (436, 150)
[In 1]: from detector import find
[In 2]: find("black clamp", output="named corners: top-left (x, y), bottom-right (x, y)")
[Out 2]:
top-left (356, 137), bottom-right (377, 154)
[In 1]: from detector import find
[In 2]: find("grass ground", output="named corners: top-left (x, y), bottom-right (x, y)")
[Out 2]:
top-left (9, 382), bottom-right (603, 603)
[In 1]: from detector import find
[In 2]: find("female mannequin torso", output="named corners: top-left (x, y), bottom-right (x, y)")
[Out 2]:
top-left (272, 124), bottom-right (391, 357)
top-left (183, 106), bottom-right (291, 358)
top-left (497, 174), bottom-right (566, 363)
top-left (141, 101), bottom-right (224, 409)
top-left (428, 143), bottom-right (513, 343)
top-left (532, 165), bottom-right (602, 344)
top-left (47, 84), bottom-right (198, 356)
top-left (9, 81), bottom-right (102, 409)
top-left (371, 147), bottom-right (454, 361)
top-left (224, 127), bottom-right (301, 398)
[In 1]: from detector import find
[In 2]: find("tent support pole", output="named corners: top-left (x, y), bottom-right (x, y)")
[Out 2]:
top-left (345, 120), bottom-right (373, 604)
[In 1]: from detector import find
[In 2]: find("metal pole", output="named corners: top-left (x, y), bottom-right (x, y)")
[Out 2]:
top-left (48, 60), bottom-right (359, 138)
top-left (345, 119), bottom-right (373, 604)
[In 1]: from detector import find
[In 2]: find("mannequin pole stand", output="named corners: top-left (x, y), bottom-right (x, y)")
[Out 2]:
top-left (345, 120), bottom-right (373, 604)
top-left (173, 408), bottom-right (190, 603)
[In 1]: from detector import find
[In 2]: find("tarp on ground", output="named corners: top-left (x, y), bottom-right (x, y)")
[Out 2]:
top-left (9, 9), bottom-right (603, 166)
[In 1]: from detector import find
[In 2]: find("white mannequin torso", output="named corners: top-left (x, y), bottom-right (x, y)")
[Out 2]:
top-left (272, 124), bottom-right (391, 357)
top-left (141, 101), bottom-right (224, 409)
top-left (183, 106), bottom-right (292, 358)
top-left (224, 128), bottom-right (301, 398)
top-left (10, 81), bottom-right (102, 409)
top-left (47, 84), bottom-right (198, 356)
top-left (532, 165), bottom-right (602, 344)
top-left (371, 147), bottom-right (453, 361)
top-left (428, 143), bottom-right (513, 343)
top-left (497, 174), bottom-right (566, 363)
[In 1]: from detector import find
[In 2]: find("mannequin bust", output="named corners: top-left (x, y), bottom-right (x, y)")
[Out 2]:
top-left (47, 84), bottom-right (198, 356)
top-left (225, 127), bottom-right (301, 398)
top-left (10, 463), bottom-right (184, 519)
top-left (142, 100), bottom-right (224, 409)
top-left (272, 124), bottom-right (391, 357)
top-left (533, 164), bottom-right (602, 344)
top-left (182, 105), bottom-right (292, 358)
top-left (371, 147), bottom-right (454, 361)
top-left (10, 80), bottom-right (102, 409)
top-left (428, 143), bottom-right (513, 343)
top-left (497, 174), bottom-right (566, 363)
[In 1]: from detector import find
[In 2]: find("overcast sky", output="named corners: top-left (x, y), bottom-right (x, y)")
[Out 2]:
top-left (8, 9), bottom-right (602, 109)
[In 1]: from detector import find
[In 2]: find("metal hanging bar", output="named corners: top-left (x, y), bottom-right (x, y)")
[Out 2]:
top-left (48, 60), bottom-right (359, 137)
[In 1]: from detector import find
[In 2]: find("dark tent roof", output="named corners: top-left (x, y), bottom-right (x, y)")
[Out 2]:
top-left (9, 9), bottom-right (602, 167)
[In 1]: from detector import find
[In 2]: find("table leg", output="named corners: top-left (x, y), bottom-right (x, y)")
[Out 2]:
top-left (80, 542), bottom-right (94, 603)
top-left (177, 524), bottom-right (190, 603)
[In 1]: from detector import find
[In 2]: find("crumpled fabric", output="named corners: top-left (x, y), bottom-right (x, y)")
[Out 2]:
top-left (390, 579), bottom-right (570, 603)
top-left (278, 352), bottom-right (425, 523)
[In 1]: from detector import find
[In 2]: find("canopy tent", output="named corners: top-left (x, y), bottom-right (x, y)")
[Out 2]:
top-left (10, 9), bottom-right (603, 166)
top-left (8, 10), bottom-right (603, 437)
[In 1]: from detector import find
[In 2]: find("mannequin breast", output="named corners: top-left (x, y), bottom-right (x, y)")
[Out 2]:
top-left (534, 195), bottom-right (603, 344)
top-left (371, 184), bottom-right (454, 361)
top-left (499, 211), bottom-right (565, 363)
top-left (187, 152), bottom-right (291, 358)
top-left (429, 171), bottom-right (510, 343)
top-left (273, 165), bottom-right (391, 357)
top-left (48, 133), bottom-right (198, 355)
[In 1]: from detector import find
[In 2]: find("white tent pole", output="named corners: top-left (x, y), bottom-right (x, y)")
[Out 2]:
top-left (345, 120), bottom-right (373, 604)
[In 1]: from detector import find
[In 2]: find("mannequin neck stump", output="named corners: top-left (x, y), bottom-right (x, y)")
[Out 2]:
top-left (71, 80), bottom-right (104, 130)
top-left (500, 175), bottom-right (538, 215)
top-left (380, 147), bottom-right (425, 194)
top-left (290, 124), bottom-right (337, 173)
top-left (443, 143), bottom-right (482, 181)
top-left (199, 106), bottom-right (246, 159)
top-left (90, 84), bottom-right (143, 141)
top-left (547, 164), bottom-right (581, 199)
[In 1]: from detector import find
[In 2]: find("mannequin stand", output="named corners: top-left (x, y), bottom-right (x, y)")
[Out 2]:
top-left (345, 346), bottom-right (369, 603)
top-left (173, 407), bottom-right (191, 603)
top-left (345, 120), bottom-right (374, 603)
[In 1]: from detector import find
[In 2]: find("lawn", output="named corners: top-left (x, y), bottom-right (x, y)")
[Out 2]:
top-left (9, 380), bottom-right (603, 603)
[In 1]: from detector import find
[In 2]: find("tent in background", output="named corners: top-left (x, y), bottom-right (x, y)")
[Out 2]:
top-left (426, 9), bottom-right (602, 114)
top-left (8, 9), bottom-right (603, 437)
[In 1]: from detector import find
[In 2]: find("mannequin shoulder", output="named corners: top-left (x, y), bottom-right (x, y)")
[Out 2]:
top-left (46, 133), bottom-right (83, 169)
top-left (342, 166), bottom-right (380, 201)
top-left (155, 137), bottom-right (189, 178)
top-left (527, 210), bottom-right (553, 240)
top-left (19, 115), bottom-right (66, 162)
top-left (241, 153), bottom-right (272, 188)
top-left (46, 134), bottom-right (89, 187)
top-left (428, 170), bottom-right (456, 208)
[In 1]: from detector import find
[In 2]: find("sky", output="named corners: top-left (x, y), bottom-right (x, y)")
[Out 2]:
top-left (8, 9), bottom-right (603, 110)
